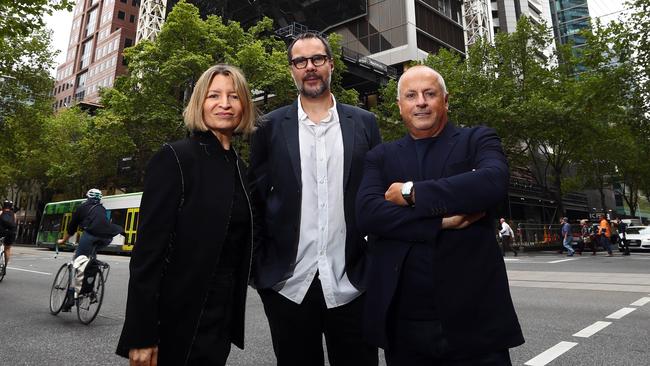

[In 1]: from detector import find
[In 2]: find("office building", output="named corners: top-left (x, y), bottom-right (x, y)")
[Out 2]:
top-left (548, 0), bottom-right (590, 52)
top-left (490, 0), bottom-right (554, 34)
top-left (52, 0), bottom-right (140, 110)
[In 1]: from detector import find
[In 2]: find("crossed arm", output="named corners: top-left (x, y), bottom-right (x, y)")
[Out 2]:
top-left (356, 128), bottom-right (509, 240)
top-left (383, 182), bottom-right (485, 230)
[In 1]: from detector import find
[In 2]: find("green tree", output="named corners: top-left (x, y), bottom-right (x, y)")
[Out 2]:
top-left (42, 107), bottom-right (91, 197)
top-left (626, 0), bottom-right (650, 111)
top-left (0, 25), bottom-right (59, 201)
top-left (1, 26), bottom-right (57, 128)
top-left (0, 0), bottom-right (73, 38)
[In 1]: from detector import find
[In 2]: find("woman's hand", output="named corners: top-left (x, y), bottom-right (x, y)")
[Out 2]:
top-left (129, 346), bottom-right (158, 366)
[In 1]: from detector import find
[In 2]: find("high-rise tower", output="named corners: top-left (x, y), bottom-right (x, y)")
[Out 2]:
top-left (52, 0), bottom-right (140, 110)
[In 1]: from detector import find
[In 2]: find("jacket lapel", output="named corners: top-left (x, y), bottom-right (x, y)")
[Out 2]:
top-left (281, 101), bottom-right (302, 187)
top-left (337, 104), bottom-right (354, 189)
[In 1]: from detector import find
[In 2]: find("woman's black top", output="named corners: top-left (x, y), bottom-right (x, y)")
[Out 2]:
top-left (214, 148), bottom-right (249, 277)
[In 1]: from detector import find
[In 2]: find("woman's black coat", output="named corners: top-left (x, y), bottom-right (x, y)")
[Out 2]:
top-left (116, 132), bottom-right (253, 365)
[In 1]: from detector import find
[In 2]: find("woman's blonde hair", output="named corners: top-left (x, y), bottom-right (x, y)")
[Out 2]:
top-left (183, 64), bottom-right (256, 135)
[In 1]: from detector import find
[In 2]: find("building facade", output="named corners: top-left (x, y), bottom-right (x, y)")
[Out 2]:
top-left (548, 0), bottom-right (590, 54)
top-left (52, 0), bottom-right (140, 110)
top-left (490, 0), bottom-right (554, 34)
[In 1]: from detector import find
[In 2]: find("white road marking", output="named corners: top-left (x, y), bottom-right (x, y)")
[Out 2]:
top-left (606, 307), bottom-right (636, 319)
top-left (524, 341), bottom-right (578, 366)
top-left (547, 258), bottom-right (579, 264)
top-left (572, 321), bottom-right (612, 338)
top-left (6, 266), bottom-right (51, 275)
top-left (630, 297), bottom-right (650, 306)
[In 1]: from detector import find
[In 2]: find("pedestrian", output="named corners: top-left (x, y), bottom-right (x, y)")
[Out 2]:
top-left (499, 218), bottom-right (517, 256)
top-left (615, 217), bottom-right (630, 255)
top-left (356, 65), bottom-right (524, 365)
top-left (576, 219), bottom-right (596, 255)
top-left (248, 32), bottom-right (381, 366)
top-left (597, 214), bottom-right (614, 257)
top-left (116, 64), bottom-right (256, 366)
top-left (560, 217), bottom-right (575, 256)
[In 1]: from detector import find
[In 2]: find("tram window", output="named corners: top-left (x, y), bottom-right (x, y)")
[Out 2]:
top-left (40, 214), bottom-right (63, 231)
top-left (133, 211), bottom-right (139, 230)
top-left (110, 209), bottom-right (127, 227)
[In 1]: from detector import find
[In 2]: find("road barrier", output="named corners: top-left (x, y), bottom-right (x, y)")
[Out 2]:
top-left (514, 223), bottom-right (564, 250)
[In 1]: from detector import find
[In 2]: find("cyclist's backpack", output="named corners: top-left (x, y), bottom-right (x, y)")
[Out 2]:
top-left (0, 211), bottom-right (16, 230)
top-left (80, 259), bottom-right (100, 294)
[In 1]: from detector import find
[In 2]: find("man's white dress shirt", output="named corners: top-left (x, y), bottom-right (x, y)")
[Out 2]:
top-left (277, 95), bottom-right (360, 308)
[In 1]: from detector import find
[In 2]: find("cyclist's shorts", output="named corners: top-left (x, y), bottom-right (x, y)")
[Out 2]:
top-left (1, 230), bottom-right (15, 246)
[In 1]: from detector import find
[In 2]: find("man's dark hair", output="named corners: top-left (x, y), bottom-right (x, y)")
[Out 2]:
top-left (287, 32), bottom-right (332, 64)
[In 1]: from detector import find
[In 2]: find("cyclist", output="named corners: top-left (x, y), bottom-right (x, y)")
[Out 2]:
top-left (56, 189), bottom-right (122, 309)
top-left (0, 200), bottom-right (17, 269)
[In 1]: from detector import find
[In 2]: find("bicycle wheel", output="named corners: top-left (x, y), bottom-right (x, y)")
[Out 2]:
top-left (0, 250), bottom-right (6, 282)
top-left (77, 270), bottom-right (105, 324)
top-left (50, 264), bottom-right (70, 315)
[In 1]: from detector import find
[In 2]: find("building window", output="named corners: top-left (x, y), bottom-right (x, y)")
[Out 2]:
top-left (130, 14), bottom-right (135, 23)
top-left (125, 38), bottom-right (133, 48)
top-left (132, 0), bottom-right (139, 6)
top-left (79, 40), bottom-right (92, 69)
top-left (118, 11), bottom-right (125, 20)
top-left (85, 8), bottom-right (98, 37)
top-left (120, 0), bottom-right (127, 3)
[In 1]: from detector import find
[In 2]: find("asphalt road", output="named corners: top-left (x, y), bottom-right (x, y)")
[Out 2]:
top-left (1, 246), bottom-right (648, 365)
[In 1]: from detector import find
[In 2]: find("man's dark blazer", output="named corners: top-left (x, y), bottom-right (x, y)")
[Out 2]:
top-left (356, 122), bottom-right (524, 357)
top-left (248, 100), bottom-right (381, 290)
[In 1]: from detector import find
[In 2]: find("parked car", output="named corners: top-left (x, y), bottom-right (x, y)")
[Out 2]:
top-left (619, 226), bottom-right (650, 251)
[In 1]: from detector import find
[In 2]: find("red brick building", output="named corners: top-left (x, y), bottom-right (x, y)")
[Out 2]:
top-left (53, 0), bottom-right (140, 110)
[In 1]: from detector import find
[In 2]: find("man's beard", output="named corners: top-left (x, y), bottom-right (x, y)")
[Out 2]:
top-left (294, 72), bottom-right (332, 98)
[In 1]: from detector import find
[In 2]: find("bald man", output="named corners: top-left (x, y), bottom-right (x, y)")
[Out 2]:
top-left (356, 65), bottom-right (524, 365)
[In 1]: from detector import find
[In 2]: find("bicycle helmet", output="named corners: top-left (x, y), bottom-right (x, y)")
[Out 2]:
top-left (2, 200), bottom-right (12, 209)
top-left (86, 188), bottom-right (103, 200)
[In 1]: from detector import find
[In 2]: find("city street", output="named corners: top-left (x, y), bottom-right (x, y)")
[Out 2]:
top-left (0, 246), bottom-right (648, 365)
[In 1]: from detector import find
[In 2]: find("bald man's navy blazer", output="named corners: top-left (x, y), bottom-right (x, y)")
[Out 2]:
top-left (356, 122), bottom-right (524, 357)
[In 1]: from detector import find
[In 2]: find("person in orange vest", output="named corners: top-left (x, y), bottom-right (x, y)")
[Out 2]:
top-left (597, 214), bottom-right (614, 256)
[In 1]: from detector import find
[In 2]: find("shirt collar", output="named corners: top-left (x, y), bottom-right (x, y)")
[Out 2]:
top-left (297, 94), bottom-right (338, 125)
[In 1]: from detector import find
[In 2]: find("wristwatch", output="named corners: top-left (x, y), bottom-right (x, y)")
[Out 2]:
top-left (401, 181), bottom-right (415, 206)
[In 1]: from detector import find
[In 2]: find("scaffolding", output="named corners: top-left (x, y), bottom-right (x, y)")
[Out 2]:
top-left (462, 0), bottom-right (494, 49)
top-left (136, 0), bottom-right (167, 42)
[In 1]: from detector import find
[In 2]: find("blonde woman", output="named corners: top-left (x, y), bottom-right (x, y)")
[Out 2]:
top-left (117, 64), bottom-right (255, 366)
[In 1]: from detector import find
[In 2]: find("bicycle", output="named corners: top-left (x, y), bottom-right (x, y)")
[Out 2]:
top-left (0, 236), bottom-right (6, 282)
top-left (49, 241), bottom-right (110, 324)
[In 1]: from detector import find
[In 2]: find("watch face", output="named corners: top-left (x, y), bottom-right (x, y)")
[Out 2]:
top-left (401, 182), bottom-right (412, 196)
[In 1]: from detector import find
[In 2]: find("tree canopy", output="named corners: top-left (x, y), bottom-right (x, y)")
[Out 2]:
top-left (0, 0), bottom-right (73, 38)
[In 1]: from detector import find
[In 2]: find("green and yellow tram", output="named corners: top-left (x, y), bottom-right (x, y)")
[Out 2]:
top-left (36, 192), bottom-right (142, 253)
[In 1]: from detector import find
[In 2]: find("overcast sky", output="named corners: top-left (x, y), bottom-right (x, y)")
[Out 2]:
top-left (43, 0), bottom-right (630, 77)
